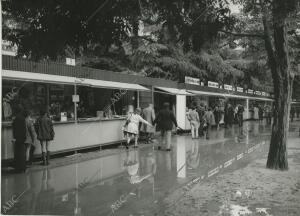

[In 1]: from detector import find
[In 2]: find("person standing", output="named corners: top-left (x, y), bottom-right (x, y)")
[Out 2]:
top-left (197, 103), bottom-right (205, 136)
top-left (35, 109), bottom-right (55, 165)
top-left (258, 105), bottom-right (264, 123)
top-left (253, 106), bottom-right (259, 120)
top-left (265, 105), bottom-right (272, 124)
top-left (187, 106), bottom-right (200, 139)
top-left (290, 106), bottom-right (295, 122)
top-left (203, 107), bottom-right (215, 140)
top-left (213, 105), bottom-right (221, 129)
top-left (225, 103), bottom-right (235, 127)
top-left (12, 107), bottom-right (27, 172)
top-left (123, 108), bottom-right (152, 148)
top-left (154, 102), bottom-right (178, 151)
top-left (141, 103), bottom-right (156, 143)
top-left (237, 104), bottom-right (244, 127)
top-left (24, 110), bottom-right (37, 166)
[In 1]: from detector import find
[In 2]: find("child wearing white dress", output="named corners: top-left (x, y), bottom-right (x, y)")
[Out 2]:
top-left (123, 108), bottom-right (152, 148)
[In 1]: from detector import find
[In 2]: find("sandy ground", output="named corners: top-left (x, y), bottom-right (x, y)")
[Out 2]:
top-left (161, 137), bottom-right (300, 216)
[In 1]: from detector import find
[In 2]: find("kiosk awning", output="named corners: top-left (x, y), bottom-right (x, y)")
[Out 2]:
top-left (188, 89), bottom-right (274, 101)
top-left (2, 70), bottom-right (149, 91)
top-left (82, 78), bottom-right (149, 91)
top-left (188, 90), bottom-right (225, 97)
top-left (155, 87), bottom-right (194, 95)
top-left (2, 70), bottom-right (77, 85)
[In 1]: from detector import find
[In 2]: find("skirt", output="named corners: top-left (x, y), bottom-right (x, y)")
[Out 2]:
top-left (123, 122), bottom-right (139, 135)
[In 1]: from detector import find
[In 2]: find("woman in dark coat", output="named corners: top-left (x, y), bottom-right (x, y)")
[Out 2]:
top-left (12, 108), bottom-right (27, 172)
top-left (35, 110), bottom-right (54, 165)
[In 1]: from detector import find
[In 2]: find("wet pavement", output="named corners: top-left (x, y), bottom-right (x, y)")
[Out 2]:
top-left (1, 120), bottom-right (299, 215)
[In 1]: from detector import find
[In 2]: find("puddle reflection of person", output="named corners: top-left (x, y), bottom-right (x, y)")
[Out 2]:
top-left (187, 140), bottom-right (200, 169)
top-left (35, 168), bottom-right (54, 214)
top-left (123, 150), bottom-right (156, 185)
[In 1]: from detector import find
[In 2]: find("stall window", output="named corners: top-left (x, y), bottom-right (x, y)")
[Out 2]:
top-left (2, 80), bottom-right (74, 121)
top-left (77, 86), bottom-right (137, 118)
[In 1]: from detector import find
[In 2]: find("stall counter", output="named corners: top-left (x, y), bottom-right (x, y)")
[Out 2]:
top-left (1, 118), bottom-right (126, 160)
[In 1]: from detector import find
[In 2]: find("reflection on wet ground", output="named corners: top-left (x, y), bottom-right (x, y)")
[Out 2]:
top-left (1, 120), bottom-right (299, 215)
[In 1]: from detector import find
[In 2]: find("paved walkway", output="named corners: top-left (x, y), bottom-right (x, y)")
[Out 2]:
top-left (1, 119), bottom-right (299, 215)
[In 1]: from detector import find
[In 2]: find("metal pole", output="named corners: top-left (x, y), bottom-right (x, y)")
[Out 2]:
top-left (74, 82), bottom-right (77, 123)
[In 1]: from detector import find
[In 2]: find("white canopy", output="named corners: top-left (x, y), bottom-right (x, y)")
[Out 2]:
top-left (155, 86), bottom-right (194, 95)
top-left (2, 70), bottom-right (149, 91)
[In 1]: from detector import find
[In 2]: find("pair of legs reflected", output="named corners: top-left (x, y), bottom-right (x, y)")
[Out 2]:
top-left (159, 130), bottom-right (171, 150)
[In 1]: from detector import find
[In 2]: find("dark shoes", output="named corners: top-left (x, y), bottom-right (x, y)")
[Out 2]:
top-left (166, 148), bottom-right (171, 151)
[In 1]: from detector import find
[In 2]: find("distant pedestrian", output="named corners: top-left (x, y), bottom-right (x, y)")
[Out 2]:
top-left (258, 105), bottom-right (264, 122)
top-left (296, 107), bottom-right (300, 118)
top-left (213, 105), bottom-right (221, 129)
top-left (141, 103), bottom-right (156, 143)
top-left (154, 102), bottom-right (178, 151)
top-left (123, 108), bottom-right (152, 149)
top-left (187, 105), bottom-right (200, 139)
top-left (35, 109), bottom-right (55, 165)
top-left (290, 106), bottom-right (295, 122)
top-left (203, 107), bottom-right (215, 140)
top-left (237, 104), bottom-right (244, 127)
top-left (12, 107), bottom-right (27, 172)
top-left (265, 105), bottom-right (272, 124)
top-left (225, 103), bottom-right (234, 128)
top-left (197, 104), bottom-right (205, 136)
top-left (253, 106), bottom-right (259, 120)
top-left (24, 110), bottom-right (37, 166)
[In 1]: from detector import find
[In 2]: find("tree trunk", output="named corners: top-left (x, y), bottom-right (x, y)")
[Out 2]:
top-left (265, 0), bottom-right (293, 170)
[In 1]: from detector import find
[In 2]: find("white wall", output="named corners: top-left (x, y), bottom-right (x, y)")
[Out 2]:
top-left (176, 95), bottom-right (186, 129)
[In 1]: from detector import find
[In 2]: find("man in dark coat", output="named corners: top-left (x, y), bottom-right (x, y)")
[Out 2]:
top-left (237, 104), bottom-right (244, 127)
top-left (197, 103), bottom-right (205, 136)
top-left (154, 102), bottom-right (178, 151)
top-left (12, 107), bottom-right (27, 172)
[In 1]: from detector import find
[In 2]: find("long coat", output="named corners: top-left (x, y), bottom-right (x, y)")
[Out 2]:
top-left (141, 107), bottom-right (155, 133)
top-left (35, 116), bottom-right (54, 141)
top-left (25, 117), bottom-right (37, 145)
top-left (154, 109), bottom-right (178, 131)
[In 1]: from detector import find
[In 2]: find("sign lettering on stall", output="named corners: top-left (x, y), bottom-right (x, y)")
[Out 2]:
top-left (237, 87), bottom-right (243, 92)
top-left (208, 81), bottom-right (219, 88)
top-left (66, 58), bottom-right (76, 66)
top-left (247, 89), bottom-right (254, 94)
top-left (185, 76), bottom-right (200, 85)
top-left (255, 91), bottom-right (262, 96)
top-left (224, 84), bottom-right (233, 91)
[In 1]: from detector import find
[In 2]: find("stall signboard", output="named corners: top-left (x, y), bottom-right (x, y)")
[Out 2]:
top-left (237, 87), bottom-right (243, 92)
top-left (255, 91), bottom-right (262, 96)
top-left (66, 58), bottom-right (76, 66)
top-left (185, 76), bottom-right (200, 85)
top-left (247, 89), bottom-right (254, 94)
top-left (72, 94), bottom-right (80, 103)
top-left (208, 81), bottom-right (219, 88)
top-left (262, 92), bottom-right (266, 96)
top-left (224, 84), bottom-right (233, 91)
